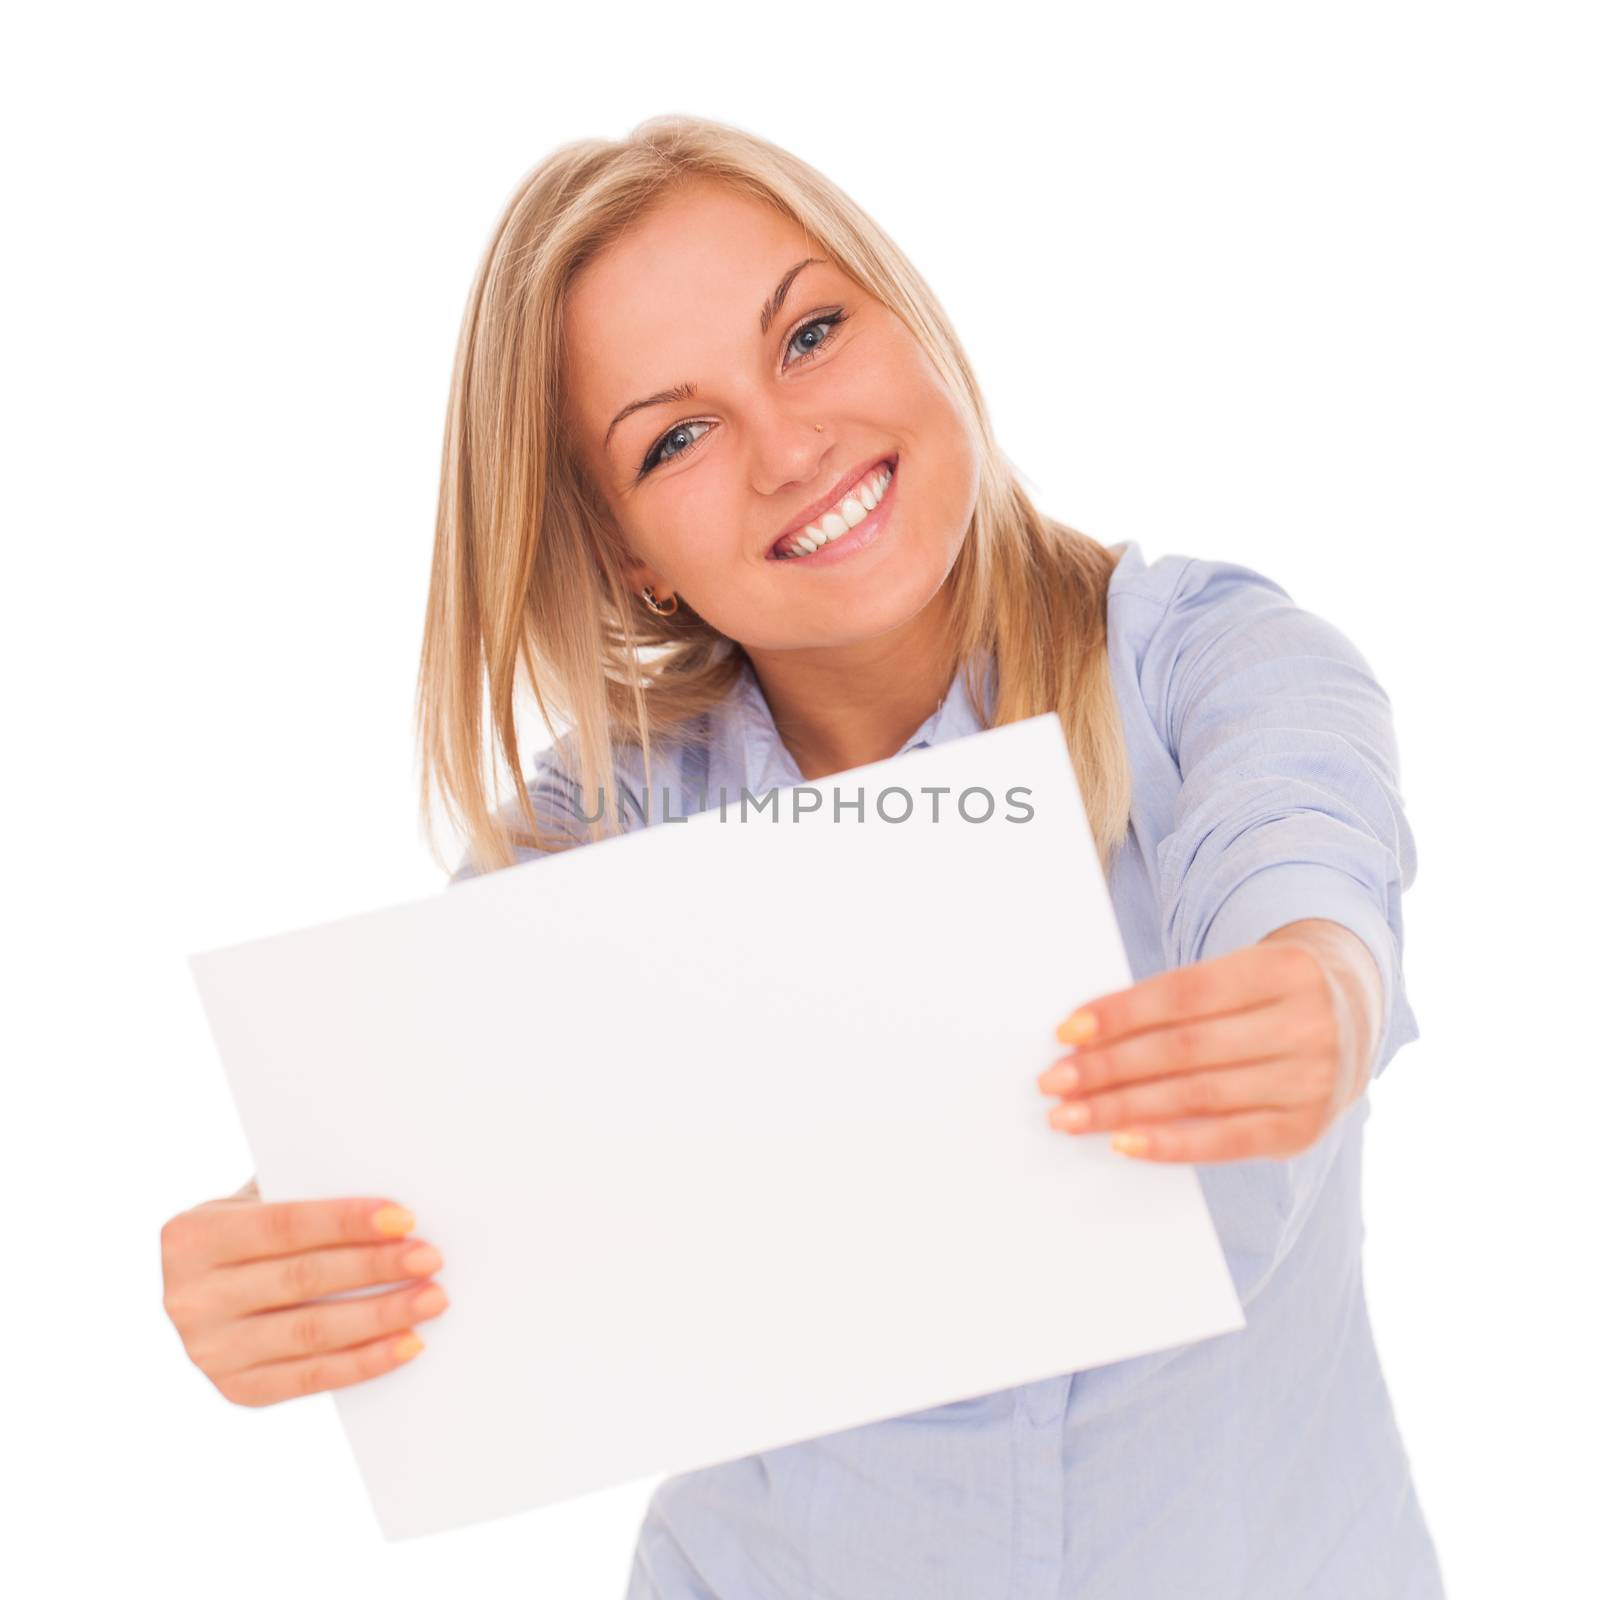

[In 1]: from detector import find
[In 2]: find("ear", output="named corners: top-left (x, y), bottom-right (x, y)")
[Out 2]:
top-left (585, 498), bottom-right (658, 594)
top-left (620, 553), bottom-right (663, 594)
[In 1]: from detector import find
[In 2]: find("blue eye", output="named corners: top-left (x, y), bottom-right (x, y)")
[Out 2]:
top-left (640, 418), bottom-right (713, 474)
top-left (635, 309), bottom-right (851, 479)
top-left (785, 309), bottom-right (848, 366)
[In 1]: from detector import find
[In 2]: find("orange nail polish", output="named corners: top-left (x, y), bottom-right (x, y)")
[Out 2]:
top-left (371, 1205), bottom-right (415, 1237)
top-left (1057, 1009), bottom-right (1098, 1045)
top-left (1110, 1132), bottom-right (1150, 1157)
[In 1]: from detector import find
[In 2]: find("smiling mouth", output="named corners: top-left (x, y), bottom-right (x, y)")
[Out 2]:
top-left (767, 456), bottom-right (899, 561)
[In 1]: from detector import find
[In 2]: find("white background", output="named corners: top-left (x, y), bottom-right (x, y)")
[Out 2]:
top-left (5, 2), bottom-right (1594, 1595)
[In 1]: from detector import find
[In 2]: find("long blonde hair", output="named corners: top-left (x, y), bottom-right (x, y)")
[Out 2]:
top-left (416, 114), bottom-right (1133, 878)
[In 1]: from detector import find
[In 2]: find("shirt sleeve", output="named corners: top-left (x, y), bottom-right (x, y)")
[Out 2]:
top-left (1144, 556), bottom-right (1421, 1082)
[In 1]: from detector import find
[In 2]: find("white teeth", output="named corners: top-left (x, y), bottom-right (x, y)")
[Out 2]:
top-left (776, 463), bottom-right (894, 558)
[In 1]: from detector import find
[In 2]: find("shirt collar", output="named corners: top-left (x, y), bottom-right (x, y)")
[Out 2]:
top-left (725, 649), bottom-right (996, 795)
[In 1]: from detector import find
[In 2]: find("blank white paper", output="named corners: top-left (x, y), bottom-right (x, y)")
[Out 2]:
top-left (189, 711), bottom-right (1245, 1541)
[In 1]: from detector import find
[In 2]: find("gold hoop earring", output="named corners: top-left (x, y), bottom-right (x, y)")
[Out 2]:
top-left (640, 586), bottom-right (679, 617)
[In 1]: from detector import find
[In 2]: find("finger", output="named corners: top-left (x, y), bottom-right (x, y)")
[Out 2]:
top-left (182, 1197), bottom-right (418, 1270)
top-left (1056, 943), bottom-right (1302, 1050)
top-left (1039, 1002), bottom-right (1291, 1096)
top-left (1098, 1108), bottom-right (1318, 1164)
top-left (214, 1326), bottom-right (428, 1408)
top-left (210, 1237), bottom-right (446, 1319)
top-left (204, 1278), bottom-right (451, 1376)
top-left (1047, 1062), bottom-right (1307, 1137)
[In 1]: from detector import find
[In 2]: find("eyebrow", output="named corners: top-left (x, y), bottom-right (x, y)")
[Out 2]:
top-left (602, 256), bottom-right (827, 454)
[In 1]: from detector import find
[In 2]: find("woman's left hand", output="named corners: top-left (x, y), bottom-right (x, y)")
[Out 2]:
top-left (1036, 919), bottom-right (1385, 1163)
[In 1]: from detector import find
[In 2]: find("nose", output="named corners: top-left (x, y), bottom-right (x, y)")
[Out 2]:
top-left (743, 395), bottom-right (834, 498)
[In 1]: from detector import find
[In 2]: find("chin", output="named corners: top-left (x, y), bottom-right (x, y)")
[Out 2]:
top-left (795, 558), bottom-right (953, 649)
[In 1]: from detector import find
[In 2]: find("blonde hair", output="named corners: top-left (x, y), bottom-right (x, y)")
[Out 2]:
top-left (416, 113), bottom-right (1133, 879)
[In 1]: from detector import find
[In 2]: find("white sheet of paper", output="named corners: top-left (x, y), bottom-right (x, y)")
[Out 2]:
top-left (190, 711), bottom-right (1244, 1541)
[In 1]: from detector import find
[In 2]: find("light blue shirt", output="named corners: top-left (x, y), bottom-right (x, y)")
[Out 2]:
top-left (452, 540), bottom-right (1444, 1598)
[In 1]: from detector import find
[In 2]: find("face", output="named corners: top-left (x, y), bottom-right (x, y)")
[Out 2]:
top-left (560, 182), bottom-right (980, 655)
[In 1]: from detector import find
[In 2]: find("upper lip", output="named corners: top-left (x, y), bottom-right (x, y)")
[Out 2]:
top-left (768, 453), bottom-right (897, 554)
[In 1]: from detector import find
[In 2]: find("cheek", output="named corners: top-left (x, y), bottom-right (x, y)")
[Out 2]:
top-left (877, 353), bottom-right (977, 497)
top-left (900, 395), bottom-right (980, 554)
top-left (643, 485), bottom-right (749, 591)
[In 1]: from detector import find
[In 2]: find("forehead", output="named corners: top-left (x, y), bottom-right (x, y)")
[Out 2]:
top-left (561, 185), bottom-right (820, 453)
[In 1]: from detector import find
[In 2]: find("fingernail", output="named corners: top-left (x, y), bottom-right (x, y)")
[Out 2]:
top-left (1110, 1132), bottom-right (1150, 1157)
top-left (1053, 1102), bottom-right (1091, 1130)
top-left (399, 1244), bottom-right (443, 1276)
top-left (393, 1333), bottom-right (425, 1361)
top-left (371, 1205), bottom-right (416, 1237)
top-left (1049, 1062), bottom-right (1080, 1092)
top-left (1056, 1009), bottom-right (1098, 1045)
top-left (413, 1284), bottom-right (450, 1317)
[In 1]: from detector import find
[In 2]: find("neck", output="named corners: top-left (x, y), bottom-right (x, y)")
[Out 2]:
top-left (740, 583), bottom-right (962, 782)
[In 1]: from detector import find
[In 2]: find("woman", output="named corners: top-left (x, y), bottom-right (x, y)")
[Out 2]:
top-left (425, 114), bottom-right (1441, 1597)
top-left (163, 114), bottom-right (1442, 1596)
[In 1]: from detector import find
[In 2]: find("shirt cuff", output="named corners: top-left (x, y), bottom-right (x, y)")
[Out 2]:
top-left (1198, 858), bottom-right (1397, 1061)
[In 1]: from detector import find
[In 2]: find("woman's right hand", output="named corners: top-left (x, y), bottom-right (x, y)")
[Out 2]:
top-left (160, 1178), bottom-right (450, 1408)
